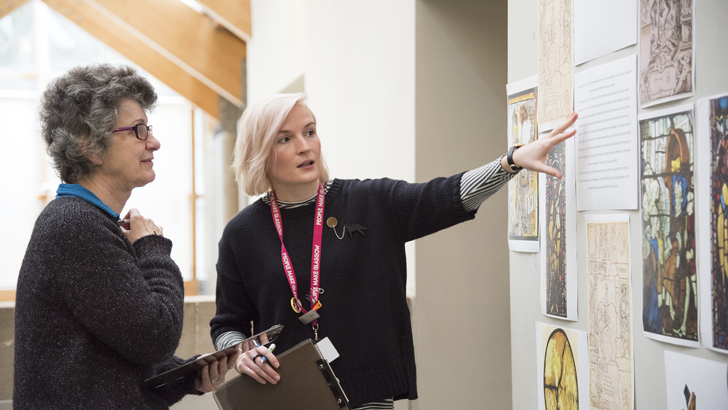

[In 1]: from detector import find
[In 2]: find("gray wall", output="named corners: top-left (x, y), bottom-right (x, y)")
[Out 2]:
top-left (508, 1), bottom-right (728, 409)
top-left (414, 0), bottom-right (511, 409)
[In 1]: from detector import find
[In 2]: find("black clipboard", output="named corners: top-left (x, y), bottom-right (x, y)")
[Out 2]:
top-left (213, 338), bottom-right (350, 410)
top-left (142, 324), bottom-right (283, 390)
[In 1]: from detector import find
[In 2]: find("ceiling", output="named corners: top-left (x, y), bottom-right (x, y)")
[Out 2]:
top-left (0, 0), bottom-right (250, 120)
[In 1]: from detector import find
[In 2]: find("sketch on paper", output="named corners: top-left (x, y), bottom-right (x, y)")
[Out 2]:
top-left (586, 215), bottom-right (633, 410)
top-left (508, 85), bottom-right (539, 251)
top-left (545, 142), bottom-right (567, 318)
top-left (640, 106), bottom-right (698, 345)
top-left (639, 0), bottom-right (694, 107)
top-left (709, 96), bottom-right (728, 351)
top-left (538, 0), bottom-right (573, 128)
top-left (543, 328), bottom-right (579, 409)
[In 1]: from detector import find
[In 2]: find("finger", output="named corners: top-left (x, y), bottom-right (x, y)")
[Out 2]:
top-left (209, 360), bottom-right (221, 383)
top-left (551, 112), bottom-right (578, 135)
top-left (539, 164), bottom-right (563, 179)
top-left (199, 364), bottom-right (214, 391)
top-left (248, 362), bottom-right (280, 385)
top-left (228, 351), bottom-right (240, 369)
top-left (550, 128), bottom-right (577, 146)
top-left (255, 346), bottom-right (280, 368)
top-left (218, 356), bottom-right (229, 378)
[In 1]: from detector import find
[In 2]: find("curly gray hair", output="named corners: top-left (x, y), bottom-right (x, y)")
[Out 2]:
top-left (40, 64), bottom-right (157, 183)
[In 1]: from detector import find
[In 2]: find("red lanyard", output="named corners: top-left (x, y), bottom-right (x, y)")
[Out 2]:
top-left (270, 183), bottom-right (325, 324)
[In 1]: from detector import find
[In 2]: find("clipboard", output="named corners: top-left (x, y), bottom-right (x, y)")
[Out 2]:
top-left (213, 338), bottom-right (350, 410)
top-left (142, 324), bottom-right (283, 390)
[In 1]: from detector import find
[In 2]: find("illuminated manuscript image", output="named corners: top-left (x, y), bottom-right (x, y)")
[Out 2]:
top-left (586, 215), bottom-right (633, 410)
top-left (545, 142), bottom-right (566, 318)
top-left (639, 0), bottom-right (694, 107)
top-left (709, 96), bottom-right (728, 351)
top-left (508, 85), bottom-right (539, 251)
top-left (543, 329), bottom-right (579, 410)
top-left (538, 0), bottom-right (573, 128)
top-left (639, 105), bottom-right (698, 346)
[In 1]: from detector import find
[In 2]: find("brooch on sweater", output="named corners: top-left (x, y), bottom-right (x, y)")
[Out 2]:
top-left (326, 217), bottom-right (367, 240)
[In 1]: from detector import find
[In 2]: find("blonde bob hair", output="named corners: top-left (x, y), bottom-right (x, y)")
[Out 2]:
top-left (233, 93), bottom-right (330, 196)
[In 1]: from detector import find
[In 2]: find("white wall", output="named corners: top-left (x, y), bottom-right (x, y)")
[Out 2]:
top-left (507, 1), bottom-right (728, 409)
top-left (247, 0), bottom-right (415, 184)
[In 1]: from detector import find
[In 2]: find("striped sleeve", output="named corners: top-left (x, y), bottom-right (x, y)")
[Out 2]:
top-left (215, 330), bottom-right (246, 351)
top-left (352, 398), bottom-right (394, 410)
top-left (460, 157), bottom-right (517, 212)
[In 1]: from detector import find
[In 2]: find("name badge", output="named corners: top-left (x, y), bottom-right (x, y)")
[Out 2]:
top-left (299, 309), bottom-right (320, 325)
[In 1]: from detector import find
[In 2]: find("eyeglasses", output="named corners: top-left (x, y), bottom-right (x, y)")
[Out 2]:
top-left (112, 124), bottom-right (153, 141)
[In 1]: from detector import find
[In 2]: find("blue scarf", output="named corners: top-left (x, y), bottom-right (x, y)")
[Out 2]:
top-left (56, 183), bottom-right (121, 221)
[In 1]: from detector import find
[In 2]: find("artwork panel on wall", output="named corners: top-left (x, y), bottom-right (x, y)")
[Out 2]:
top-left (507, 76), bottom-right (540, 252)
top-left (535, 322), bottom-right (588, 410)
top-left (575, 54), bottom-right (640, 211)
top-left (639, 103), bottom-right (699, 347)
top-left (664, 350), bottom-right (728, 409)
top-left (540, 132), bottom-right (577, 321)
top-left (638, 0), bottom-right (695, 108)
top-left (697, 92), bottom-right (728, 355)
top-left (585, 213), bottom-right (634, 410)
top-left (537, 0), bottom-right (573, 131)
top-left (574, 0), bottom-right (637, 65)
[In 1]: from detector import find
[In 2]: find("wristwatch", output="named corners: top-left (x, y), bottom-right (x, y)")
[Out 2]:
top-left (507, 143), bottom-right (525, 172)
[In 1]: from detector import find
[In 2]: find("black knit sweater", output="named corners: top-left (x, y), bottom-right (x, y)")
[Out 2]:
top-left (14, 197), bottom-right (200, 409)
top-left (210, 175), bottom-right (475, 407)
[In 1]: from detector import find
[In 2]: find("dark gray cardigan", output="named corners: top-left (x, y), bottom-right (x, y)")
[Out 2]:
top-left (14, 197), bottom-right (200, 409)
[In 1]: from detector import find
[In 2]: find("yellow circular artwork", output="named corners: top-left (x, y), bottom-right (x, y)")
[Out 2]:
top-left (544, 329), bottom-right (578, 410)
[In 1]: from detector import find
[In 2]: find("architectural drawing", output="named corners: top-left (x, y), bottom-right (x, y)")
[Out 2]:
top-left (639, 106), bottom-right (698, 344)
top-left (639, 0), bottom-right (694, 107)
top-left (538, 0), bottom-right (573, 128)
top-left (543, 329), bottom-right (579, 409)
top-left (508, 85), bottom-right (539, 250)
top-left (545, 142), bottom-right (567, 318)
top-left (709, 96), bottom-right (728, 351)
top-left (586, 215), bottom-right (633, 410)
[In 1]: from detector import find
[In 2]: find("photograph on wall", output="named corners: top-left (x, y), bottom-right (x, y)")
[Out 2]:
top-left (507, 76), bottom-right (540, 252)
top-left (639, 104), bottom-right (699, 347)
top-left (574, 0), bottom-right (637, 65)
top-left (697, 93), bottom-right (728, 354)
top-left (638, 0), bottom-right (694, 108)
top-left (664, 350), bottom-right (728, 409)
top-left (536, 322), bottom-right (588, 410)
top-left (586, 214), bottom-right (634, 410)
top-left (537, 0), bottom-right (573, 131)
top-left (540, 134), bottom-right (577, 321)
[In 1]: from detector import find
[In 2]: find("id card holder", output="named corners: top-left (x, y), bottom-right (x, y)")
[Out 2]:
top-left (299, 309), bottom-right (320, 324)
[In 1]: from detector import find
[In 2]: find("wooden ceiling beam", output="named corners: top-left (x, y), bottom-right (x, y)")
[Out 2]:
top-left (42, 0), bottom-right (220, 120)
top-left (90, 0), bottom-right (246, 107)
top-left (0, 0), bottom-right (31, 21)
top-left (195, 0), bottom-right (251, 42)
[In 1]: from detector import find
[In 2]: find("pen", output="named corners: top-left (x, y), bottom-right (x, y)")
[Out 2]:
top-left (117, 219), bottom-right (130, 226)
top-left (259, 343), bottom-right (276, 365)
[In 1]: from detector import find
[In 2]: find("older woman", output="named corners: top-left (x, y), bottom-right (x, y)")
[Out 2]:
top-left (210, 93), bottom-right (577, 409)
top-left (14, 64), bottom-right (232, 409)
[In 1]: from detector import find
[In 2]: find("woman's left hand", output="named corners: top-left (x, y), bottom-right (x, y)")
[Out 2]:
top-left (194, 353), bottom-right (239, 393)
top-left (508, 111), bottom-right (578, 179)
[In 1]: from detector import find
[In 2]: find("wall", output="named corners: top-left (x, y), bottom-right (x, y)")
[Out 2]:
top-left (507, 1), bottom-right (728, 409)
top-left (414, 0), bottom-right (511, 409)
